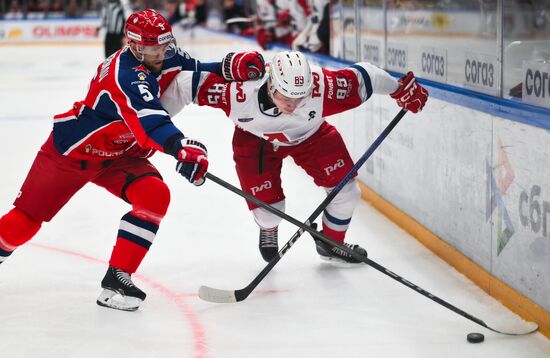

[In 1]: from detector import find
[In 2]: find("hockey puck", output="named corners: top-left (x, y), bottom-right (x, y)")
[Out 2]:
top-left (466, 332), bottom-right (485, 343)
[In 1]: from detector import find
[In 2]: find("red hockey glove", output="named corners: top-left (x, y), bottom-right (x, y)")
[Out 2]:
top-left (222, 51), bottom-right (266, 81)
top-left (175, 138), bottom-right (209, 186)
top-left (276, 9), bottom-right (291, 26)
top-left (390, 72), bottom-right (429, 113)
top-left (239, 28), bottom-right (256, 37)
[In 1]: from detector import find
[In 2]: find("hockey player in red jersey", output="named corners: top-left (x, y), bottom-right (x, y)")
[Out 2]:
top-left (161, 51), bottom-right (428, 264)
top-left (0, 9), bottom-right (265, 311)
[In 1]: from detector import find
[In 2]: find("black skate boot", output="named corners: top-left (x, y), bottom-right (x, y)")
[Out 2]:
top-left (259, 227), bottom-right (278, 262)
top-left (96, 266), bottom-right (146, 311)
top-left (0, 247), bottom-right (12, 265)
top-left (315, 239), bottom-right (368, 264)
top-left (309, 223), bottom-right (368, 264)
top-left (311, 223), bottom-right (368, 264)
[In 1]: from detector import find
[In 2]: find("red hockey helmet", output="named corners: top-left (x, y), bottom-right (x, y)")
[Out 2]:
top-left (125, 9), bottom-right (174, 46)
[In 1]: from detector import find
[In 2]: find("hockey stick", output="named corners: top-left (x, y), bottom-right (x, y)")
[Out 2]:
top-left (202, 172), bottom-right (539, 336)
top-left (225, 17), bottom-right (255, 25)
top-left (200, 108), bottom-right (407, 304)
top-left (199, 109), bottom-right (539, 336)
top-left (225, 16), bottom-right (277, 25)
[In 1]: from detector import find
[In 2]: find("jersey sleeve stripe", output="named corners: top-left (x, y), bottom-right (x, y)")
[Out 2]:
top-left (191, 71), bottom-right (201, 101)
top-left (350, 64), bottom-right (373, 100)
top-left (53, 114), bottom-right (77, 123)
top-left (137, 108), bottom-right (169, 118)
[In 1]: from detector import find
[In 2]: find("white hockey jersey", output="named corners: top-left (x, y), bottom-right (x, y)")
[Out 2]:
top-left (161, 62), bottom-right (399, 146)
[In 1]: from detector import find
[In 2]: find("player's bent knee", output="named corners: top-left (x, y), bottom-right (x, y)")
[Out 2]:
top-left (0, 207), bottom-right (42, 249)
top-left (347, 181), bottom-right (361, 205)
top-left (125, 176), bottom-right (171, 223)
top-left (331, 181), bottom-right (361, 205)
top-left (252, 200), bottom-right (285, 229)
top-left (324, 181), bottom-right (361, 219)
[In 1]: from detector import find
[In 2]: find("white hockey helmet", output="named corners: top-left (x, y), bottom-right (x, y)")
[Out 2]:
top-left (268, 51), bottom-right (313, 99)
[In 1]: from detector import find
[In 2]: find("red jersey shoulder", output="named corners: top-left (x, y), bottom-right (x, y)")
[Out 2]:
top-left (311, 68), bottom-right (322, 98)
top-left (196, 73), bottom-right (232, 116)
top-left (321, 67), bottom-right (360, 100)
top-left (320, 67), bottom-right (362, 116)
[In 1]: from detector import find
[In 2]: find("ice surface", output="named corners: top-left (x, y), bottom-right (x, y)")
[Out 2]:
top-left (0, 29), bottom-right (548, 358)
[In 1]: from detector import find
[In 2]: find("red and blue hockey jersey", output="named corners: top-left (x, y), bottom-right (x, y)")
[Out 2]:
top-left (52, 47), bottom-right (219, 160)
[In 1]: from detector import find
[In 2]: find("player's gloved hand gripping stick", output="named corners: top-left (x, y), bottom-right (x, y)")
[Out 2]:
top-left (175, 138), bottom-right (209, 186)
top-left (199, 108), bottom-right (539, 337)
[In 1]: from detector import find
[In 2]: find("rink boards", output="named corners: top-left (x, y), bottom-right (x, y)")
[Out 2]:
top-left (1, 17), bottom-right (548, 339)
top-left (325, 85), bottom-right (550, 337)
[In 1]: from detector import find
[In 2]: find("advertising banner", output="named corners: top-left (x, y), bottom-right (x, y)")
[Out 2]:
top-left (0, 19), bottom-right (100, 44)
top-left (522, 60), bottom-right (550, 109)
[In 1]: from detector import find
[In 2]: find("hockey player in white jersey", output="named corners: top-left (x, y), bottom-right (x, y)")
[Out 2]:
top-left (161, 51), bottom-right (428, 263)
top-left (292, 0), bottom-right (329, 53)
top-left (255, 0), bottom-right (309, 49)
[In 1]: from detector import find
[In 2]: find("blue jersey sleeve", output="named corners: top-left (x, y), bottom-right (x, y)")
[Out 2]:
top-left (118, 68), bottom-right (184, 155)
top-left (197, 61), bottom-right (222, 75)
top-left (171, 47), bottom-right (222, 75)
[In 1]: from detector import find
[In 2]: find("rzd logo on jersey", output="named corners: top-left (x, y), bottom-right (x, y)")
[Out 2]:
top-left (251, 181), bottom-right (272, 195)
top-left (324, 159), bottom-right (345, 176)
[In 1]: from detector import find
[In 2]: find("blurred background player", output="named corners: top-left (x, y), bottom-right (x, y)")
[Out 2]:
top-left (165, 0), bottom-right (207, 27)
top-left (97, 0), bottom-right (133, 58)
top-left (0, 9), bottom-right (265, 311)
top-left (291, 0), bottom-right (329, 54)
top-left (160, 51), bottom-right (428, 264)
top-left (223, 0), bottom-right (255, 35)
top-left (255, 0), bottom-right (309, 50)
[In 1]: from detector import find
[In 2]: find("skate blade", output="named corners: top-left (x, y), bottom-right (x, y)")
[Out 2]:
top-left (96, 289), bottom-right (142, 312)
top-left (319, 255), bottom-right (367, 267)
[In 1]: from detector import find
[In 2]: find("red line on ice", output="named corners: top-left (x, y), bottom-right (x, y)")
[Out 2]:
top-left (29, 242), bottom-right (207, 358)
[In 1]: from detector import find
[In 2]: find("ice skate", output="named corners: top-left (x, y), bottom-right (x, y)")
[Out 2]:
top-left (259, 227), bottom-right (278, 262)
top-left (0, 249), bottom-right (11, 265)
top-left (96, 266), bottom-right (146, 311)
top-left (315, 239), bottom-right (368, 264)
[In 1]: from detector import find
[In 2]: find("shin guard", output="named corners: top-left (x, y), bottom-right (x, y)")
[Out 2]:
top-left (109, 176), bottom-right (170, 273)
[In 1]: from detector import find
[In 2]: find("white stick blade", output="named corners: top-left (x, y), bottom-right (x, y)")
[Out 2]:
top-left (199, 285), bottom-right (237, 303)
top-left (491, 320), bottom-right (540, 335)
top-left (225, 17), bottom-right (254, 25)
top-left (522, 321), bottom-right (539, 334)
top-left (507, 321), bottom-right (538, 335)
